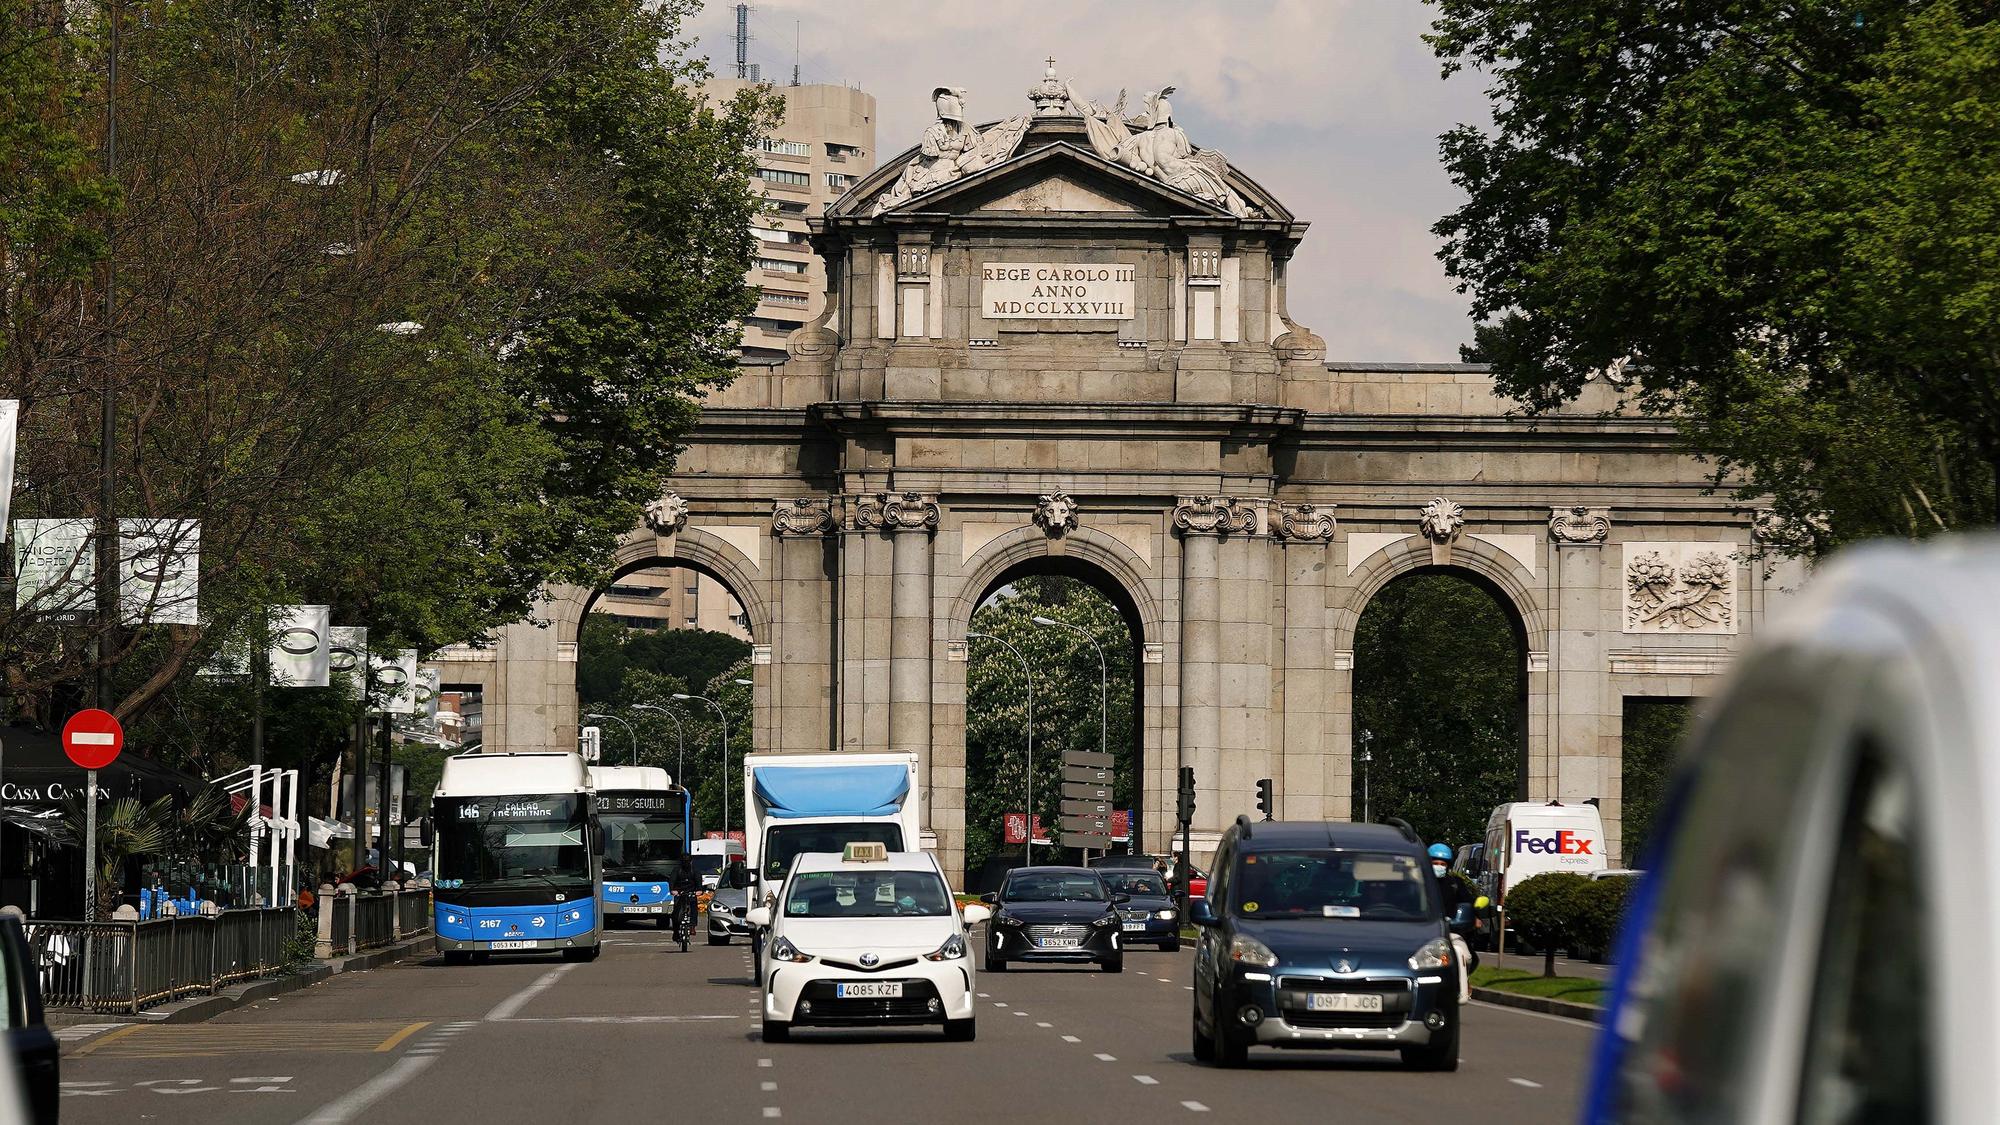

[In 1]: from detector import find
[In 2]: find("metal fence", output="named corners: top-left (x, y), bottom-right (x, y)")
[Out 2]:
top-left (25, 908), bottom-right (299, 1014)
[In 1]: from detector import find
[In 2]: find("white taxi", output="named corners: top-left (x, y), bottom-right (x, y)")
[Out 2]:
top-left (748, 843), bottom-right (990, 1042)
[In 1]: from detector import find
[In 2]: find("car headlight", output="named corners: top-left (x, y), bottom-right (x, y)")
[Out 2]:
top-left (1091, 911), bottom-right (1117, 928)
top-left (1228, 934), bottom-right (1279, 968)
top-left (994, 912), bottom-right (1025, 927)
top-left (925, 933), bottom-right (968, 962)
top-left (1408, 937), bottom-right (1454, 971)
top-left (769, 935), bottom-right (813, 964)
top-left (1155, 908), bottom-right (1177, 920)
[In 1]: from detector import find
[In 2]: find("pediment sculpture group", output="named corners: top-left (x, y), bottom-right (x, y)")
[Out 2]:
top-left (869, 69), bottom-right (1261, 219)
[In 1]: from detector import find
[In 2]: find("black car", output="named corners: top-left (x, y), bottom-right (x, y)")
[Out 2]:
top-left (2, 915), bottom-right (56, 1124)
top-left (1190, 817), bottom-right (1477, 1071)
top-left (1096, 869), bottom-right (1181, 952)
top-left (981, 866), bottom-right (1126, 973)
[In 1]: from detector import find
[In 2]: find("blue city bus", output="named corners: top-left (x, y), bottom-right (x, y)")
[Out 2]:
top-left (432, 751), bottom-right (602, 963)
top-left (590, 765), bottom-right (695, 928)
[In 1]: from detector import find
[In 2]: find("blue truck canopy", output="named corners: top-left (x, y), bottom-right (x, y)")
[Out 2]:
top-left (751, 763), bottom-right (910, 820)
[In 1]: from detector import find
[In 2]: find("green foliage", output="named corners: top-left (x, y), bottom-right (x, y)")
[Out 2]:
top-left (964, 576), bottom-right (1138, 873)
top-left (56, 795), bottom-right (168, 916)
top-left (1620, 698), bottom-right (1691, 862)
top-left (1352, 572), bottom-right (1522, 844)
top-left (1575, 873), bottom-right (1638, 957)
top-left (578, 612), bottom-right (752, 707)
top-left (1503, 871), bottom-right (1593, 977)
top-left (1431, 0), bottom-right (2000, 543)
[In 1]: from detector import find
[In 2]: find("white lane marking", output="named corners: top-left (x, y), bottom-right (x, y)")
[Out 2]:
top-left (493, 1015), bottom-right (739, 1024)
top-left (1094, 1053), bottom-right (1116, 1062)
top-left (1133, 1075), bottom-right (1159, 1085)
top-left (758, 1058), bottom-right (773, 1068)
top-left (60, 1082), bottom-right (114, 1087)
top-left (54, 1023), bottom-right (128, 1043)
top-left (1184, 986), bottom-right (1193, 991)
top-left (1013, 1011), bottom-right (1028, 1016)
top-left (1036, 1022), bottom-right (1052, 1028)
top-left (1157, 978), bottom-right (1171, 983)
top-left (763, 1109), bottom-right (781, 1118)
top-left (976, 992), bottom-right (990, 998)
top-left (1061, 1035), bottom-right (1081, 1043)
top-left (484, 964), bottom-right (576, 1022)
top-left (1469, 999), bottom-right (1596, 1027)
top-left (1182, 1101), bottom-right (1210, 1112)
top-left (297, 1054), bottom-right (436, 1125)
top-left (761, 1081), bottom-right (777, 1092)
top-left (1510, 1078), bottom-right (1543, 1089)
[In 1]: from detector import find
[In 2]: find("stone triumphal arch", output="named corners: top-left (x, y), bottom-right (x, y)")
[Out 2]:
top-left (435, 70), bottom-right (1801, 877)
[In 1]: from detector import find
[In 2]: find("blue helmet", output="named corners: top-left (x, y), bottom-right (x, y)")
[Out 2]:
top-left (1427, 843), bottom-right (1454, 862)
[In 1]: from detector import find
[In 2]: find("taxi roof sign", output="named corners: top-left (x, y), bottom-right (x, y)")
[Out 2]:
top-left (843, 842), bottom-right (889, 863)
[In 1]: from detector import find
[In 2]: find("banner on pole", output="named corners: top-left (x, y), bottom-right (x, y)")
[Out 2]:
top-left (12, 518), bottom-right (95, 621)
top-left (328, 627), bottom-right (368, 700)
top-left (377, 649), bottom-right (419, 714)
top-left (0, 401), bottom-right (17, 535)
top-left (269, 605), bottom-right (332, 687)
top-left (416, 667), bottom-right (442, 720)
top-left (118, 518), bottom-right (200, 625)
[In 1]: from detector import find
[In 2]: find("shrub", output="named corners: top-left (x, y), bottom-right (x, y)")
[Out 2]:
top-left (1504, 871), bottom-right (1592, 977)
top-left (1576, 874), bottom-right (1638, 958)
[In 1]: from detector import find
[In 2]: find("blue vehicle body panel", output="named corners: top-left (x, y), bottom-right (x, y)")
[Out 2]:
top-left (752, 764), bottom-right (910, 819)
top-left (435, 900), bottom-right (599, 944)
top-left (602, 882), bottom-right (674, 908)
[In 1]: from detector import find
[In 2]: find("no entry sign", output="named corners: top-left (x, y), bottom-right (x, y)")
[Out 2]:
top-left (61, 709), bottom-right (124, 770)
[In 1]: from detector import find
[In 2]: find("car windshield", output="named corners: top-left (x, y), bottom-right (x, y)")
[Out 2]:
top-left (1100, 872), bottom-right (1167, 897)
top-left (1004, 872), bottom-right (1108, 902)
top-left (1232, 850), bottom-right (1433, 921)
top-left (782, 870), bottom-right (952, 918)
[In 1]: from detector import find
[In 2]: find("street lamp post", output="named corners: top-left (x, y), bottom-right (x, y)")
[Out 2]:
top-left (1357, 730), bottom-right (1374, 823)
top-left (1033, 615), bottom-right (1108, 858)
top-left (584, 712), bottom-right (639, 766)
top-left (631, 703), bottom-right (687, 781)
top-left (968, 632), bottom-right (1034, 865)
top-left (675, 692), bottom-right (732, 837)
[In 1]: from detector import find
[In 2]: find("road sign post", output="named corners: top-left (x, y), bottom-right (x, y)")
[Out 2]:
top-left (1059, 750), bottom-right (1116, 856)
top-left (62, 709), bottom-right (125, 921)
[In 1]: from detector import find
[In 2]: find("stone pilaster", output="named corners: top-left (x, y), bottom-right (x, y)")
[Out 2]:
top-left (862, 492), bottom-right (941, 819)
top-left (770, 498), bottom-right (840, 754)
top-left (1547, 506), bottom-right (1614, 822)
top-left (1272, 504), bottom-right (1336, 822)
top-left (1173, 497), bottom-right (1253, 833)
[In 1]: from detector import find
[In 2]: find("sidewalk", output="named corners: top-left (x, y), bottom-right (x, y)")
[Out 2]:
top-left (46, 932), bottom-right (436, 1044)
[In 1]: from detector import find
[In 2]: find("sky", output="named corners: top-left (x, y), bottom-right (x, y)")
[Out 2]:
top-left (682, 0), bottom-right (1495, 362)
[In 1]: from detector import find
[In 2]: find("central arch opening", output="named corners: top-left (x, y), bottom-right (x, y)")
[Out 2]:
top-left (962, 560), bottom-right (1144, 890)
top-left (1351, 567), bottom-right (1527, 846)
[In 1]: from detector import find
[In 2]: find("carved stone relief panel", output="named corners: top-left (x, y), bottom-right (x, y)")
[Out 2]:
top-left (1622, 542), bottom-right (1741, 634)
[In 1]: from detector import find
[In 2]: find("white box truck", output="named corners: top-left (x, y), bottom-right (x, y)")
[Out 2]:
top-left (741, 751), bottom-right (922, 892)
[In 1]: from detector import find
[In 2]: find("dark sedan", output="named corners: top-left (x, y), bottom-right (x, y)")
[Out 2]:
top-left (981, 866), bottom-right (1126, 973)
top-left (1097, 869), bottom-right (1181, 952)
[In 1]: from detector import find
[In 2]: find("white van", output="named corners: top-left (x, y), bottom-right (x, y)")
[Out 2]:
top-left (1481, 800), bottom-right (1608, 908)
top-left (689, 837), bottom-right (746, 889)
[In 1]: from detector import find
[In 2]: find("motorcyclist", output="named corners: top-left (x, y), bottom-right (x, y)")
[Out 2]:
top-left (1429, 843), bottom-right (1476, 1004)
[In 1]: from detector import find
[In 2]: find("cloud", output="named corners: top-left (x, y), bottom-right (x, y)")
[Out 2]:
top-left (685, 0), bottom-right (1491, 360)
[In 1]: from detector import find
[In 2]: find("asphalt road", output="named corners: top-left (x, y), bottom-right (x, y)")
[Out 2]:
top-left (57, 923), bottom-right (1597, 1123)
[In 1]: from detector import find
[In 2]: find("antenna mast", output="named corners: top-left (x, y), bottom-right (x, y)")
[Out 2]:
top-left (734, 3), bottom-right (753, 80)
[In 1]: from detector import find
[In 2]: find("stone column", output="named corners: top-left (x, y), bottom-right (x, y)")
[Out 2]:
top-left (1548, 505), bottom-right (1614, 816)
top-left (864, 493), bottom-right (940, 819)
top-left (1173, 497), bottom-right (1249, 835)
top-left (1273, 504), bottom-right (1338, 821)
top-left (771, 498), bottom-right (841, 754)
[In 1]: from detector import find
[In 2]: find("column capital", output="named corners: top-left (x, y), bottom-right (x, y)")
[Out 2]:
top-left (1172, 495), bottom-right (1256, 537)
top-left (852, 490), bottom-right (940, 534)
top-left (1271, 502), bottom-right (1337, 543)
top-left (771, 496), bottom-right (839, 537)
top-left (1547, 504), bottom-right (1612, 545)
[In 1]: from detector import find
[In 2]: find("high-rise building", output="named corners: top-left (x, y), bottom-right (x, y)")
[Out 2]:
top-left (704, 79), bottom-right (877, 360)
top-left (594, 568), bottom-right (748, 639)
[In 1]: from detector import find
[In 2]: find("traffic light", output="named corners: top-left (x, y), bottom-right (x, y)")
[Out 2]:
top-left (1176, 765), bottom-right (1196, 827)
top-left (1256, 777), bottom-right (1274, 821)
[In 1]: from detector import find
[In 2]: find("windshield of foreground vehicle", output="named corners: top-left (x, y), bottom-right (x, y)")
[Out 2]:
top-left (434, 796), bottom-right (589, 889)
top-left (1233, 851), bottom-right (1432, 921)
top-left (782, 870), bottom-right (952, 918)
top-left (762, 824), bottom-right (905, 881)
top-left (1100, 872), bottom-right (1168, 897)
top-left (1004, 872), bottom-right (1109, 902)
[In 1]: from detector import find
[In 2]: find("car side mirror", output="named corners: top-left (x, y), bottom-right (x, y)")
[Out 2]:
top-left (960, 904), bottom-right (992, 927)
top-left (1112, 892), bottom-right (1132, 905)
top-left (746, 906), bottom-right (772, 929)
top-left (1188, 899), bottom-right (1218, 927)
top-left (726, 861), bottom-right (751, 890)
top-left (418, 817), bottom-right (433, 848)
top-left (979, 892), bottom-right (999, 905)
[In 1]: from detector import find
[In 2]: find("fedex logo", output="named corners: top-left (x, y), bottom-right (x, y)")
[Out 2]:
top-left (1515, 829), bottom-right (1594, 856)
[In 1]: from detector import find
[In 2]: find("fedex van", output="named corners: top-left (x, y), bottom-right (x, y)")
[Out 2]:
top-left (1480, 800), bottom-right (1608, 909)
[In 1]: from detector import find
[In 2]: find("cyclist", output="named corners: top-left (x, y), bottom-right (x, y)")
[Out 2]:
top-left (670, 856), bottom-right (701, 950)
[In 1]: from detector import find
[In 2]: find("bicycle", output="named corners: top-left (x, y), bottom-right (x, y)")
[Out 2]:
top-left (671, 894), bottom-right (694, 952)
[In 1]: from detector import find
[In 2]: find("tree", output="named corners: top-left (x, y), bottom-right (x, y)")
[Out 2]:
top-left (1353, 573), bottom-right (1522, 845)
top-left (1503, 871), bottom-right (1591, 978)
top-left (56, 794), bottom-right (167, 916)
top-left (1620, 698), bottom-right (1692, 863)
top-left (1430, 0), bottom-right (2000, 546)
top-left (1, 0), bottom-right (778, 729)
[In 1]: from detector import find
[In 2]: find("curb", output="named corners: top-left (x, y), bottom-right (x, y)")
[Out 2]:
top-left (1470, 985), bottom-right (1602, 1023)
top-left (58, 934), bottom-right (437, 1028)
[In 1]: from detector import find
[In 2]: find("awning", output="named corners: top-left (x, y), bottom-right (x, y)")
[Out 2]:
top-left (0, 806), bottom-right (61, 837)
top-left (0, 724), bottom-right (206, 810)
top-left (751, 764), bottom-right (910, 820)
